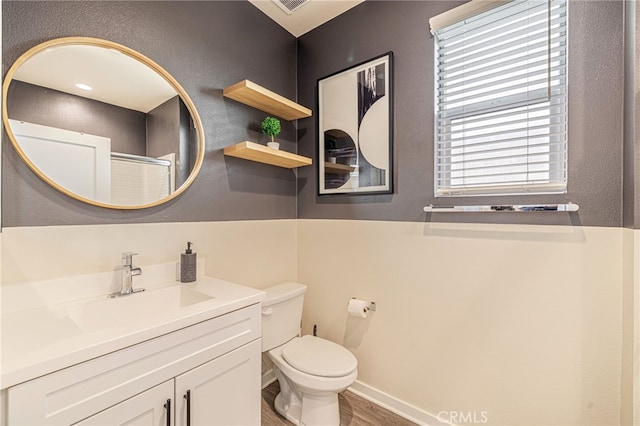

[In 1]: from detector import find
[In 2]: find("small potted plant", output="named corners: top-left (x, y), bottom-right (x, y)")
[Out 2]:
top-left (261, 116), bottom-right (281, 150)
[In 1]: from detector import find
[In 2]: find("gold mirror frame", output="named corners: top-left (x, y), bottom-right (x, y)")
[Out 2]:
top-left (2, 36), bottom-right (205, 209)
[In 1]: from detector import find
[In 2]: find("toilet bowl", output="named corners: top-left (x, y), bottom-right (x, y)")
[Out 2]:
top-left (262, 283), bottom-right (358, 426)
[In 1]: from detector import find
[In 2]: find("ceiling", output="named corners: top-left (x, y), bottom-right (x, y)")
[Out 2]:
top-left (248, 0), bottom-right (365, 37)
top-left (13, 44), bottom-right (178, 113)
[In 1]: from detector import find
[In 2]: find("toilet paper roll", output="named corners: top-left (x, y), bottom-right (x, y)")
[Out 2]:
top-left (348, 298), bottom-right (370, 318)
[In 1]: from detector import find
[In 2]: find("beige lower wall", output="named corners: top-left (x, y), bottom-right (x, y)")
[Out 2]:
top-left (0, 220), bottom-right (299, 426)
top-left (621, 229), bottom-right (640, 426)
top-left (1, 220), bottom-right (298, 288)
top-left (1, 219), bottom-right (635, 426)
top-left (298, 220), bottom-right (625, 426)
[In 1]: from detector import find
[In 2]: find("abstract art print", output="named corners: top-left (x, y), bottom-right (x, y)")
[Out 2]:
top-left (318, 52), bottom-right (393, 195)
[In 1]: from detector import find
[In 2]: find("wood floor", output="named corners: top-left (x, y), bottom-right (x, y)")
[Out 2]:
top-left (261, 381), bottom-right (417, 426)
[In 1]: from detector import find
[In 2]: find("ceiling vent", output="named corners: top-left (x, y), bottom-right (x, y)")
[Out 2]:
top-left (272, 0), bottom-right (310, 15)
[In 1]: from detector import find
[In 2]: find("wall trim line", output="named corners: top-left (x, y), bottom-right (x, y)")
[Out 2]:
top-left (261, 369), bottom-right (277, 390)
top-left (348, 380), bottom-right (450, 426)
top-left (263, 371), bottom-right (448, 425)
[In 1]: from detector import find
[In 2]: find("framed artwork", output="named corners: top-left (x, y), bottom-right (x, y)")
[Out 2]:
top-left (318, 52), bottom-right (393, 195)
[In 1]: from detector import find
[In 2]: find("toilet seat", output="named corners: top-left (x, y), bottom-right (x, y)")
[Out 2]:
top-left (281, 335), bottom-right (357, 377)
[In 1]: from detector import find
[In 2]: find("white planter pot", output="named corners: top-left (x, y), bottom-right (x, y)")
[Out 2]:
top-left (267, 142), bottom-right (280, 150)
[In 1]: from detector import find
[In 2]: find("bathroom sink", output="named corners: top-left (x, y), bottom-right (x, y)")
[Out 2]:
top-left (66, 285), bottom-right (214, 332)
top-left (1, 274), bottom-right (265, 391)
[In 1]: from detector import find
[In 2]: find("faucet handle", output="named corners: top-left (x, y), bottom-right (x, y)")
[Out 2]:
top-left (122, 252), bottom-right (138, 266)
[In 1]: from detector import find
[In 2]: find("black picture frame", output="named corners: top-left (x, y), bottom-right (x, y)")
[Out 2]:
top-left (317, 52), bottom-right (394, 195)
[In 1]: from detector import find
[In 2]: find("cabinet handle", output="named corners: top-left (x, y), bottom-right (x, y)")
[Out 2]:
top-left (164, 399), bottom-right (171, 426)
top-left (184, 390), bottom-right (191, 426)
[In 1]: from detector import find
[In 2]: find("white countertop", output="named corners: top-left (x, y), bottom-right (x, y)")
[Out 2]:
top-left (1, 272), bottom-right (265, 390)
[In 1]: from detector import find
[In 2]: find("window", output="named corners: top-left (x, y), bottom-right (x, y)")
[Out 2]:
top-left (432, 0), bottom-right (568, 196)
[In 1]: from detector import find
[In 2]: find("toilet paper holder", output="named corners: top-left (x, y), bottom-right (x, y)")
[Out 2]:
top-left (351, 297), bottom-right (376, 312)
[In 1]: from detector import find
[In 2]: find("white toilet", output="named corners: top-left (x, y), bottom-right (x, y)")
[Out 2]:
top-left (262, 282), bottom-right (358, 426)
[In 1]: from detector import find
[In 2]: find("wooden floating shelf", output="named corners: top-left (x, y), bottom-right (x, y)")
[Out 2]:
top-left (223, 80), bottom-right (312, 121)
top-left (324, 162), bottom-right (355, 174)
top-left (223, 141), bottom-right (312, 169)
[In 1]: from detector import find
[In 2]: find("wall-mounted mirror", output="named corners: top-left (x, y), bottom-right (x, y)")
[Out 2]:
top-left (2, 37), bottom-right (205, 209)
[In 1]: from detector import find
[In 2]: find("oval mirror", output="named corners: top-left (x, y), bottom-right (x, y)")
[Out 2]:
top-left (2, 37), bottom-right (205, 209)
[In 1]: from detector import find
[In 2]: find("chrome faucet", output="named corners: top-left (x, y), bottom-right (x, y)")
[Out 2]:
top-left (109, 252), bottom-right (144, 298)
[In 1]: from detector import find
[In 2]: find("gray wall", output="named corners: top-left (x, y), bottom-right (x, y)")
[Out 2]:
top-left (623, 0), bottom-right (640, 229)
top-left (7, 81), bottom-right (147, 155)
top-left (146, 96), bottom-right (182, 160)
top-left (2, 1), bottom-right (299, 227)
top-left (147, 96), bottom-right (192, 187)
top-left (2, 1), bottom-right (632, 228)
top-left (296, 0), bottom-right (625, 227)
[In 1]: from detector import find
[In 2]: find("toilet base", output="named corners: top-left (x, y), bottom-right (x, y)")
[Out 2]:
top-left (274, 391), bottom-right (340, 426)
top-left (274, 393), bottom-right (302, 425)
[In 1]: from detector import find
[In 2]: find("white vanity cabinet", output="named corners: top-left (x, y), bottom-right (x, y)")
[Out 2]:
top-left (76, 340), bottom-right (261, 426)
top-left (6, 304), bottom-right (262, 426)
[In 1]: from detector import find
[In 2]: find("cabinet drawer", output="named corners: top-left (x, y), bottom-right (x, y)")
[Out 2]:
top-left (75, 380), bottom-right (173, 426)
top-left (8, 304), bottom-right (260, 425)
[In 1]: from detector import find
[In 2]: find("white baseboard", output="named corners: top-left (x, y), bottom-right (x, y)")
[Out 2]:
top-left (263, 372), bottom-right (448, 426)
top-left (262, 369), bottom-right (277, 390)
top-left (348, 380), bottom-right (451, 426)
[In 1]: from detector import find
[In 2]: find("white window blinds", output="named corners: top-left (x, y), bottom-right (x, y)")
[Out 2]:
top-left (433, 0), bottom-right (568, 196)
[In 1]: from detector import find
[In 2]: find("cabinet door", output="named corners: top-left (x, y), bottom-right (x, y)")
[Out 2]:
top-left (75, 380), bottom-right (173, 426)
top-left (175, 340), bottom-right (261, 426)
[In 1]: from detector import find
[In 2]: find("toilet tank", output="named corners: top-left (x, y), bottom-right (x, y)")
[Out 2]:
top-left (261, 282), bottom-right (307, 351)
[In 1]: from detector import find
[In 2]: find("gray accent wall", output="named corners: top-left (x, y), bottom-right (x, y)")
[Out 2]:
top-left (296, 1), bottom-right (625, 227)
top-left (2, 1), bottom-right (633, 228)
top-left (146, 96), bottom-right (192, 187)
top-left (2, 1), bottom-right (299, 227)
top-left (624, 0), bottom-right (640, 229)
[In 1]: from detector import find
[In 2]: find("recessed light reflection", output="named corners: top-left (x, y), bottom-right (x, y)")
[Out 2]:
top-left (75, 83), bottom-right (92, 91)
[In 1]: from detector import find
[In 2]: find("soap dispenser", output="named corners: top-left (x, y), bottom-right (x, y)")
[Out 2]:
top-left (180, 242), bottom-right (197, 283)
